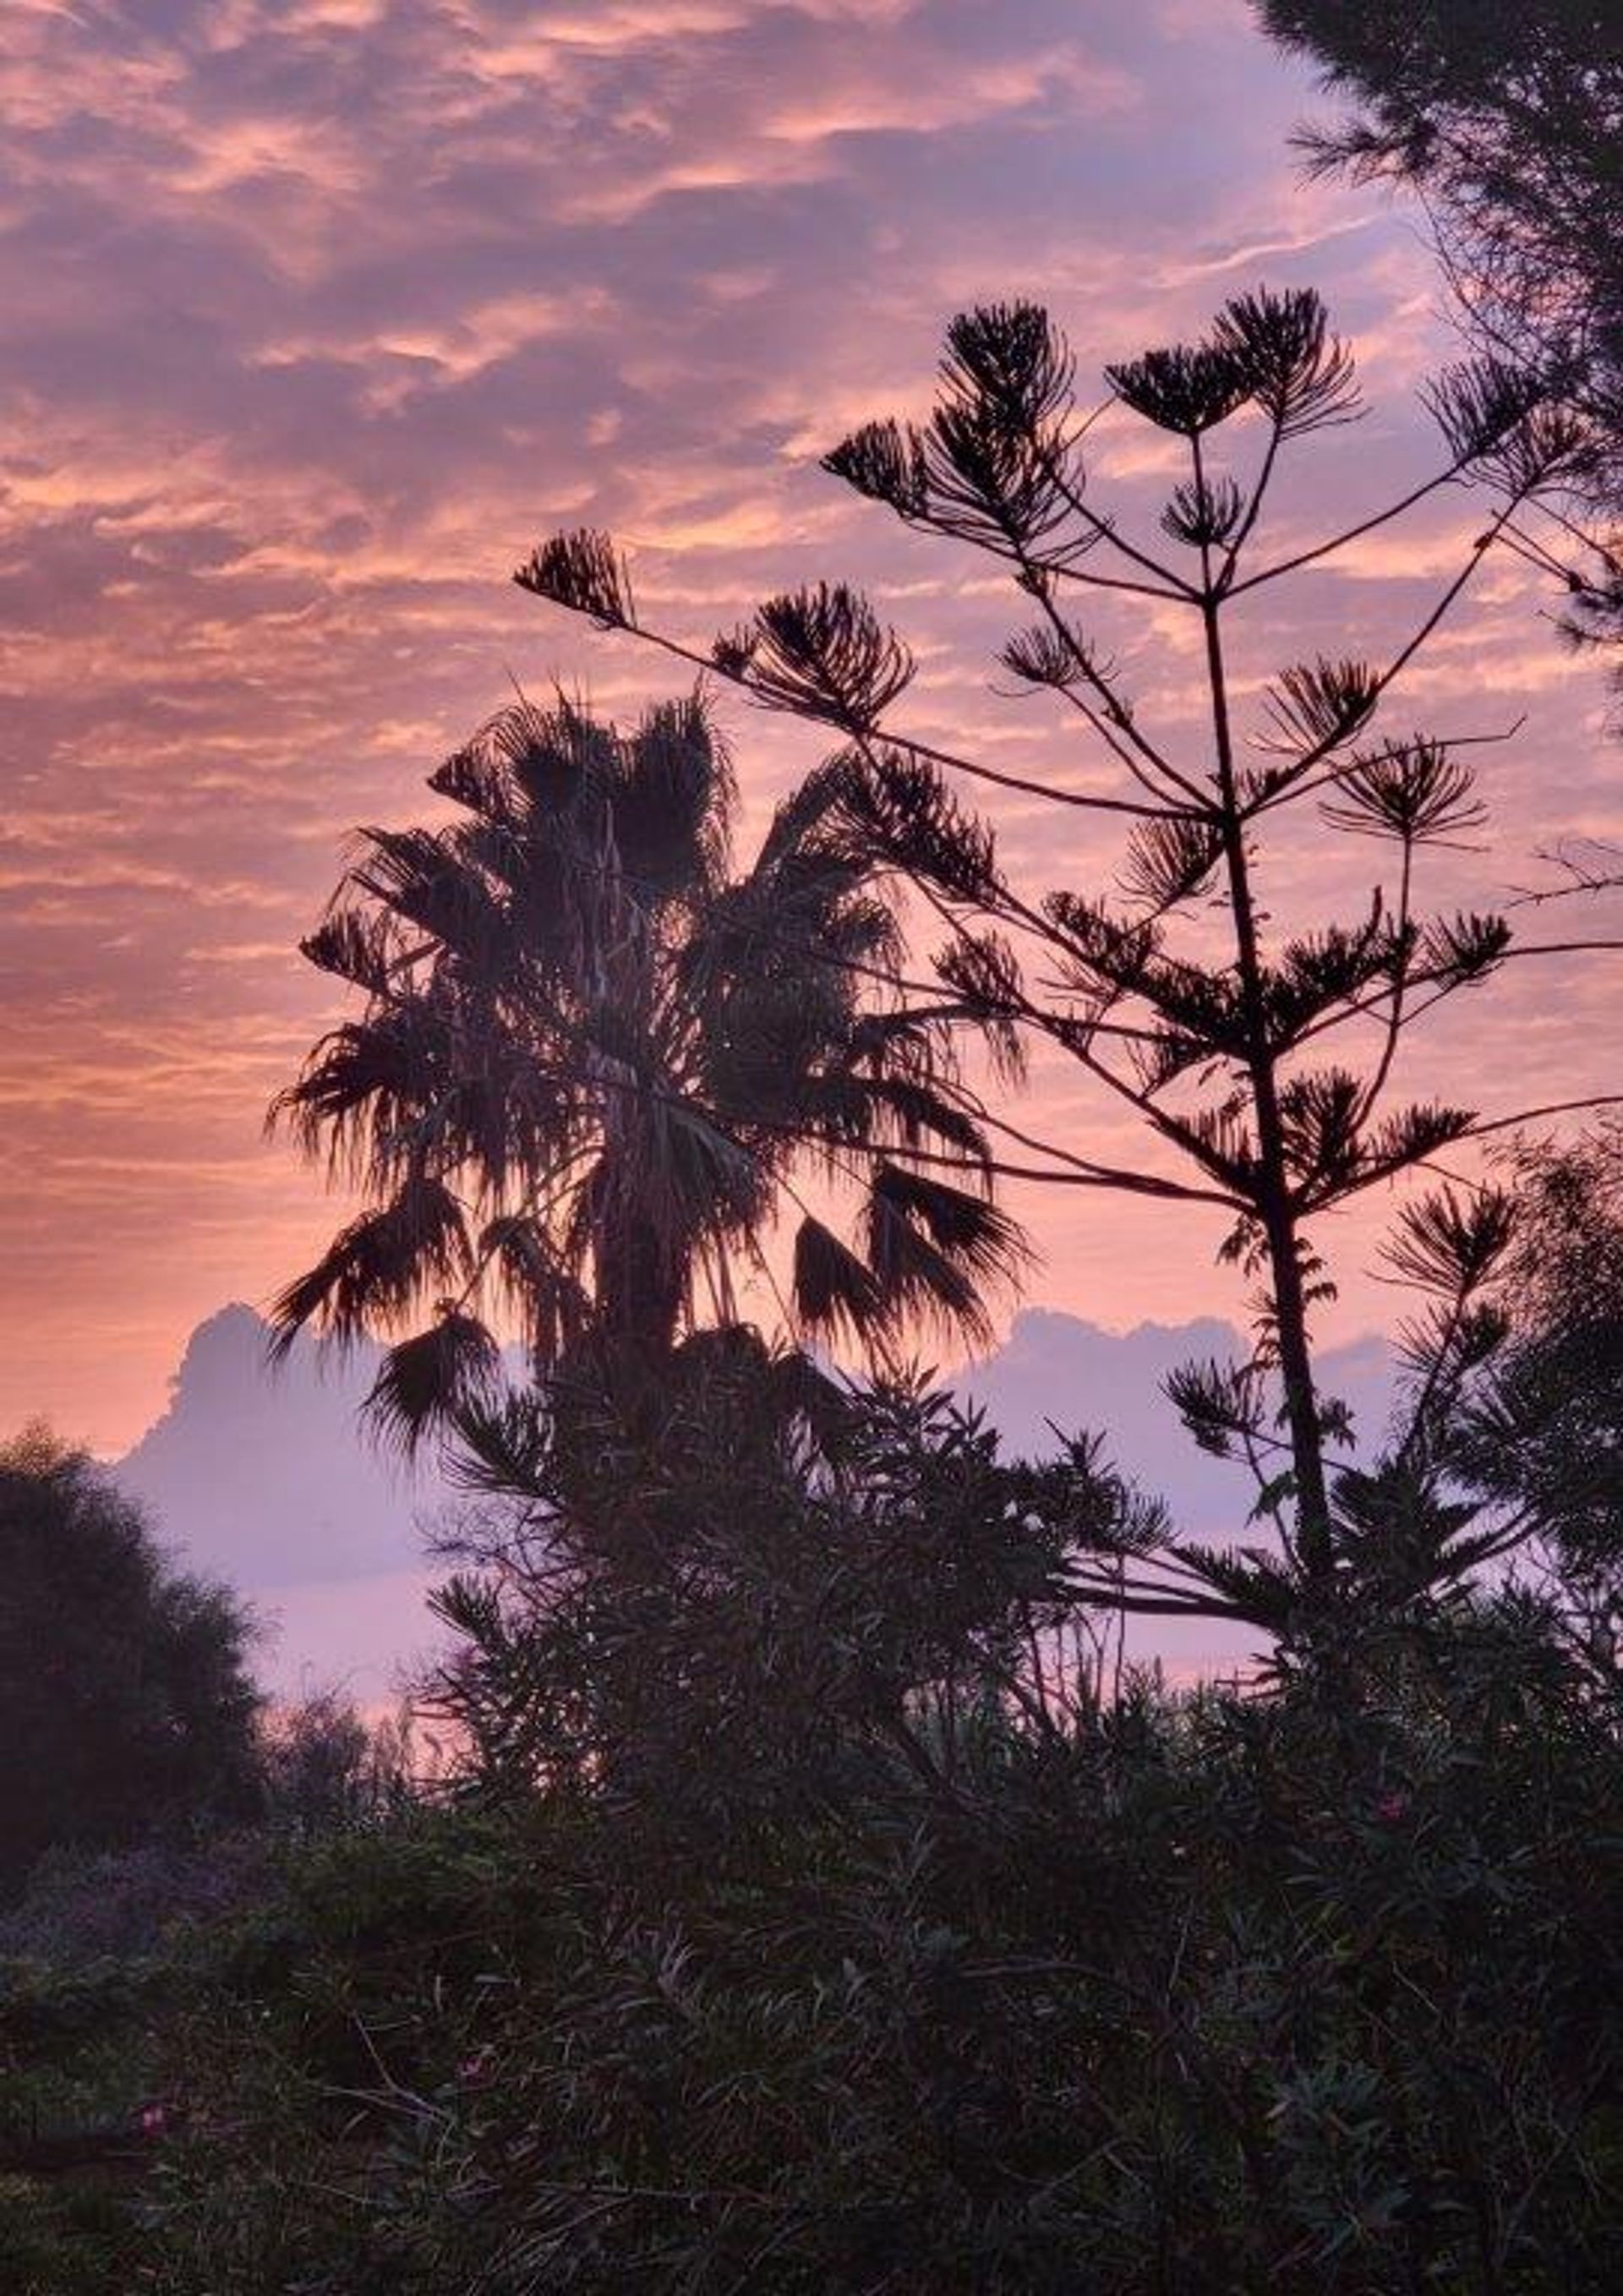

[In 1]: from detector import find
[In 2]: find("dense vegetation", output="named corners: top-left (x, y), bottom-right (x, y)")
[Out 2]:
top-left (1255, 0), bottom-right (1623, 888)
top-left (0, 1430), bottom-right (261, 1894)
top-left (3, 1137), bottom-right (1620, 2290)
top-left (6, 56), bottom-right (1621, 2282)
top-left (1255, 3), bottom-right (1623, 464)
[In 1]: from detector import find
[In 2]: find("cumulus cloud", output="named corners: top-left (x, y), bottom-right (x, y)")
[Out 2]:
top-left (111, 1300), bottom-right (1392, 1696)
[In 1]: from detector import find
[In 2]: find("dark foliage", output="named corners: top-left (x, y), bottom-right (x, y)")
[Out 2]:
top-left (1256, 0), bottom-right (1623, 655)
top-left (77, 1343), bottom-right (1623, 2295)
top-left (271, 694), bottom-right (1024, 1447)
top-left (0, 1429), bottom-right (261, 1898)
top-left (423, 1328), bottom-right (1146, 1811)
top-left (1451, 1130), bottom-right (1623, 1643)
top-left (519, 287), bottom-right (1607, 1632)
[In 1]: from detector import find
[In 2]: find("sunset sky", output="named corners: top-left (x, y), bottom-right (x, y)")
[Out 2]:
top-left (3, 0), bottom-right (1620, 1458)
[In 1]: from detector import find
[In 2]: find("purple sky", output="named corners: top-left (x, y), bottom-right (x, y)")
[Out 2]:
top-left (3, 0), bottom-right (1619, 1454)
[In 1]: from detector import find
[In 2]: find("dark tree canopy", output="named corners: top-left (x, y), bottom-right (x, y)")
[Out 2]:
top-left (1256, 1), bottom-right (1623, 648)
top-left (128, 1350), bottom-right (1623, 2294)
top-left (1456, 1130), bottom-right (1623, 1626)
top-left (272, 692), bottom-right (1025, 1447)
top-left (1257, 3), bottom-right (1623, 391)
top-left (0, 1427), bottom-right (262, 1893)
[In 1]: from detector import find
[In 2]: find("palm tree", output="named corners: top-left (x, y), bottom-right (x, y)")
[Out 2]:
top-left (270, 691), bottom-right (1025, 1443)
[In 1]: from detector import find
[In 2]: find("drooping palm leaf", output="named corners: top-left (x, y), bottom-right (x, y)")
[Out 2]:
top-left (365, 1313), bottom-right (503, 1454)
top-left (274, 692), bottom-right (1024, 1442)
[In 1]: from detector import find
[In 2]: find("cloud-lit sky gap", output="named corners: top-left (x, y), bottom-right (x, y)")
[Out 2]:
top-left (3, 0), bottom-right (1618, 1450)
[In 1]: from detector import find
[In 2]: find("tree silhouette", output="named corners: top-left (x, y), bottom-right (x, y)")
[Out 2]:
top-left (1255, 2), bottom-right (1623, 653)
top-left (520, 286), bottom-right (1615, 1632)
top-left (0, 1427), bottom-right (260, 1892)
top-left (1255, 3), bottom-right (1623, 906)
top-left (1451, 1127), bottom-right (1623, 1656)
top-left (272, 692), bottom-right (1025, 1443)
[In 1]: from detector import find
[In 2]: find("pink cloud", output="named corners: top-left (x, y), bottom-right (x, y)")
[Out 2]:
top-left (0, 0), bottom-right (1616, 1462)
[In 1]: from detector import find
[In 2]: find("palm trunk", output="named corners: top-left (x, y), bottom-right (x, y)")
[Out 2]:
top-left (598, 1169), bottom-right (686, 1354)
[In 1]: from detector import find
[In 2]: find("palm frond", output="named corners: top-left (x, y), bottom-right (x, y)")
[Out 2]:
top-left (351, 828), bottom-right (512, 977)
top-left (430, 696), bottom-right (587, 823)
top-left (846, 1074), bottom-right (992, 1164)
top-left (614, 691), bottom-right (733, 902)
top-left (868, 1165), bottom-right (1030, 1313)
top-left (270, 1007), bottom-right (454, 1183)
top-left (365, 1313), bottom-right (503, 1455)
top-left (268, 1175), bottom-right (473, 1349)
top-left (480, 1214), bottom-right (594, 1366)
top-left (298, 906), bottom-right (405, 995)
top-left (791, 1214), bottom-right (888, 1348)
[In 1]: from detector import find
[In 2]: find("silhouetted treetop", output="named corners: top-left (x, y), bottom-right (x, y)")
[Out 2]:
top-left (0, 1428), bottom-right (260, 1893)
top-left (518, 282), bottom-right (1619, 1640)
top-left (273, 692), bottom-right (1027, 1447)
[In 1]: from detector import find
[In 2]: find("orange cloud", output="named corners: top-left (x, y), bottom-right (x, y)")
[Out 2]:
top-left (0, 0), bottom-right (1617, 1466)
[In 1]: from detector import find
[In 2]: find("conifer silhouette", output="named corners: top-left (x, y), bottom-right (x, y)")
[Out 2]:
top-left (522, 286), bottom-right (1615, 1629)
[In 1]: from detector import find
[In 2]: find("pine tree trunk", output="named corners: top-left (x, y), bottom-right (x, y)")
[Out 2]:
top-left (1199, 591), bottom-right (1333, 1580)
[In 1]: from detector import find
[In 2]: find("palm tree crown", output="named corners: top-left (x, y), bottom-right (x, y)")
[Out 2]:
top-left (270, 692), bottom-right (1025, 1442)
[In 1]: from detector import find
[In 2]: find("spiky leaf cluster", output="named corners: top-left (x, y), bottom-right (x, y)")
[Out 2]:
top-left (1160, 473), bottom-right (1245, 551)
top-left (1259, 658), bottom-right (1381, 758)
top-left (824, 300), bottom-right (1078, 554)
top-left (1322, 737), bottom-right (1487, 844)
top-left (739, 584), bottom-right (915, 731)
top-left (1107, 343), bottom-right (1252, 438)
top-left (831, 746), bottom-right (1003, 907)
top-left (514, 528), bottom-right (632, 627)
top-left (1216, 285), bottom-right (1363, 438)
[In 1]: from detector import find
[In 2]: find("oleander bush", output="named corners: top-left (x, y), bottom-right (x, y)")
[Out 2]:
top-left (112, 1339), bottom-right (1623, 2293)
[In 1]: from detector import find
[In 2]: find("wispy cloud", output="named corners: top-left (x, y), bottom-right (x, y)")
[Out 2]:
top-left (1, 0), bottom-right (1616, 1452)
